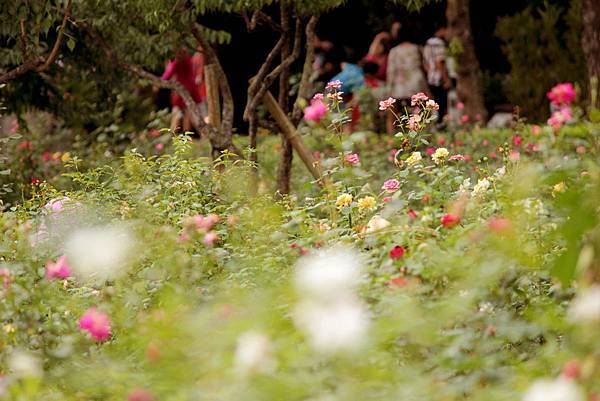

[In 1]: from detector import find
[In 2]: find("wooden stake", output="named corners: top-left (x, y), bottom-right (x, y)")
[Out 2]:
top-left (204, 64), bottom-right (221, 127)
top-left (262, 91), bottom-right (326, 186)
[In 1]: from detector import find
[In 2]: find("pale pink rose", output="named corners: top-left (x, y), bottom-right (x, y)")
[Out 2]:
top-left (345, 153), bottom-right (360, 165)
top-left (509, 150), bottom-right (520, 161)
top-left (303, 100), bottom-right (328, 122)
top-left (79, 307), bottom-right (111, 342)
top-left (44, 197), bottom-right (70, 213)
top-left (325, 80), bottom-right (343, 91)
top-left (379, 97), bottom-right (396, 111)
top-left (203, 231), bottom-right (218, 246)
top-left (382, 179), bottom-right (401, 193)
top-left (425, 99), bottom-right (439, 110)
top-left (449, 154), bottom-right (465, 161)
top-left (312, 93), bottom-right (324, 101)
top-left (547, 107), bottom-right (573, 129)
top-left (410, 92), bottom-right (429, 106)
top-left (187, 214), bottom-right (219, 232)
top-left (46, 255), bottom-right (71, 279)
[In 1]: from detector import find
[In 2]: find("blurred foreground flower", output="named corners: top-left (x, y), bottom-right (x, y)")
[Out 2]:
top-left (79, 307), bottom-right (111, 342)
top-left (293, 246), bottom-right (369, 353)
top-left (523, 377), bottom-right (584, 401)
top-left (65, 225), bottom-right (136, 283)
top-left (568, 285), bottom-right (600, 323)
top-left (46, 255), bottom-right (71, 279)
top-left (441, 214), bottom-right (460, 228)
top-left (234, 331), bottom-right (276, 375)
top-left (9, 351), bottom-right (42, 378)
top-left (366, 215), bottom-right (391, 233)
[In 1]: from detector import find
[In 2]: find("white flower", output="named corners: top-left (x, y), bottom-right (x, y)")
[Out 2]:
top-left (458, 178), bottom-right (471, 196)
top-left (234, 331), bottom-right (276, 375)
top-left (294, 246), bottom-right (362, 299)
top-left (9, 351), bottom-right (42, 378)
top-left (568, 285), bottom-right (600, 323)
top-left (294, 296), bottom-right (369, 353)
top-left (494, 166), bottom-right (506, 178)
top-left (65, 225), bottom-right (136, 283)
top-left (366, 215), bottom-right (391, 233)
top-left (472, 177), bottom-right (491, 197)
top-left (523, 377), bottom-right (584, 401)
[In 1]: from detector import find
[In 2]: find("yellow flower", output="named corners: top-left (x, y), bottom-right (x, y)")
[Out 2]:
top-left (406, 151), bottom-right (422, 167)
top-left (553, 181), bottom-right (566, 196)
top-left (335, 193), bottom-right (353, 208)
top-left (431, 148), bottom-right (449, 165)
top-left (61, 152), bottom-right (71, 163)
top-left (357, 196), bottom-right (376, 211)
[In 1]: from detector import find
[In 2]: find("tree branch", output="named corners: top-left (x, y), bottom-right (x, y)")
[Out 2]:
top-left (0, 0), bottom-right (72, 84)
top-left (292, 15), bottom-right (318, 124)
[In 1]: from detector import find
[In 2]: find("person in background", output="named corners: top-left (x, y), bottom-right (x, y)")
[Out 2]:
top-left (162, 50), bottom-right (204, 133)
top-left (191, 46), bottom-right (208, 123)
top-left (364, 32), bottom-right (390, 82)
top-left (330, 47), bottom-right (365, 97)
top-left (423, 25), bottom-right (452, 124)
top-left (386, 26), bottom-right (429, 133)
top-left (313, 35), bottom-right (337, 83)
top-left (363, 61), bottom-right (383, 89)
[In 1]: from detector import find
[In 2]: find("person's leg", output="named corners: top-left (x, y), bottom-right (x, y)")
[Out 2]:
top-left (170, 106), bottom-right (183, 132)
top-left (431, 86), bottom-right (448, 122)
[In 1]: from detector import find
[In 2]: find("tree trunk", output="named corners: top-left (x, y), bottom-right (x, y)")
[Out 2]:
top-left (276, 3), bottom-right (294, 196)
top-left (446, 0), bottom-right (488, 121)
top-left (582, 0), bottom-right (600, 110)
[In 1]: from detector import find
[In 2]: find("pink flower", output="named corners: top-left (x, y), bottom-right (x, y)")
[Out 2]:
top-left (383, 197), bottom-right (392, 203)
top-left (531, 125), bottom-right (541, 136)
top-left (187, 214), bottom-right (220, 232)
top-left (460, 115), bottom-right (470, 124)
top-left (303, 99), bottom-right (328, 122)
top-left (512, 135), bottom-right (522, 146)
top-left (379, 97), bottom-right (396, 111)
top-left (325, 80), bottom-right (342, 91)
top-left (547, 107), bottom-right (573, 129)
top-left (426, 147), bottom-right (435, 155)
top-left (407, 209), bottom-right (418, 219)
top-left (488, 217), bottom-right (512, 233)
top-left (441, 213), bottom-right (460, 228)
top-left (547, 82), bottom-right (576, 106)
top-left (482, 139), bottom-right (490, 146)
top-left (407, 114), bottom-right (421, 131)
top-left (388, 277), bottom-right (408, 287)
top-left (382, 179), bottom-right (401, 193)
top-left (203, 231), bottom-right (218, 246)
top-left (79, 307), bottom-right (111, 342)
top-left (456, 102), bottom-right (465, 110)
top-left (128, 389), bottom-right (154, 401)
top-left (0, 268), bottom-right (10, 290)
top-left (46, 255), bottom-right (71, 279)
top-left (44, 197), bottom-right (69, 213)
top-left (509, 150), bottom-right (520, 161)
top-left (312, 93), bottom-right (324, 101)
top-left (345, 153), bottom-right (360, 165)
top-left (155, 143), bottom-right (164, 151)
top-left (561, 360), bottom-right (581, 380)
top-left (410, 92), bottom-right (429, 106)
top-left (148, 129), bottom-right (161, 138)
top-left (475, 114), bottom-right (482, 121)
top-left (389, 246), bottom-right (405, 260)
top-left (449, 154), bottom-right (465, 161)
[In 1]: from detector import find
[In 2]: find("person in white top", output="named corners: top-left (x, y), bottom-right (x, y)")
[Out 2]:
top-left (423, 26), bottom-right (452, 122)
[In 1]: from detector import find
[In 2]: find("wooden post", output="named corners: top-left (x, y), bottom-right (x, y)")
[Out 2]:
top-left (204, 64), bottom-right (221, 127)
top-left (262, 91), bottom-right (326, 186)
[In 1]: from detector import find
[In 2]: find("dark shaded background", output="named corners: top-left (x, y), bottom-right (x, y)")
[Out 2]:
top-left (204, 0), bottom-right (572, 128)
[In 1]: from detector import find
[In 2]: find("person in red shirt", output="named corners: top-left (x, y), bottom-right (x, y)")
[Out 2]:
top-left (161, 50), bottom-right (205, 132)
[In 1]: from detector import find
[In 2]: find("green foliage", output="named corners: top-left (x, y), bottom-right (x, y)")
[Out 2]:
top-left (496, 1), bottom-right (586, 121)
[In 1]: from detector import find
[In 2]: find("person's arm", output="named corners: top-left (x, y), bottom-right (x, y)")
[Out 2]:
top-left (161, 60), bottom-right (176, 80)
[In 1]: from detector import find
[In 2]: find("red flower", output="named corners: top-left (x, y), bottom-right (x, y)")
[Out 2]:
top-left (388, 277), bottom-right (408, 287)
top-left (441, 214), bottom-right (460, 228)
top-left (31, 178), bottom-right (40, 185)
top-left (389, 246), bottom-right (405, 260)
top-left (407, 209), bottom-right (418, 219)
